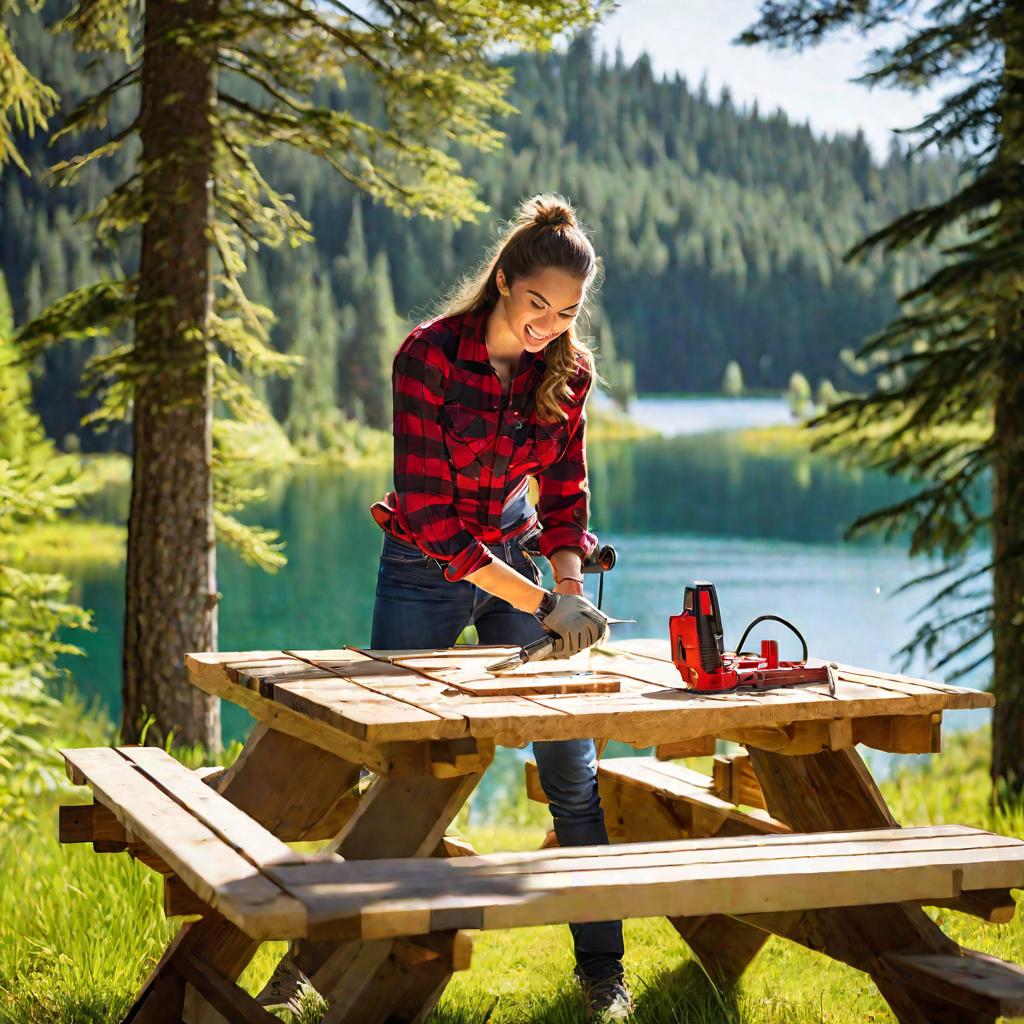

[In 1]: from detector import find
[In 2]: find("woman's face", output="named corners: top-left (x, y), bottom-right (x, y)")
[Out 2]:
top-left (496, 266), bottom-right (586, 354)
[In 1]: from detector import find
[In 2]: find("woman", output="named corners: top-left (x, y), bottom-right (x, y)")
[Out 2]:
top-left (370, 193), bottom-right (631, 1021)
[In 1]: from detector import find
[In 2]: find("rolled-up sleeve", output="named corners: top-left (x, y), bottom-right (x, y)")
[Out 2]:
top-left (536, 373), bottom-right (599, 561)
top-left (392, 332), bottom-right (493, 581)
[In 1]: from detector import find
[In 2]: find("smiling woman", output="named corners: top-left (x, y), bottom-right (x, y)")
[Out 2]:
top-left (344, 194), bottom-right (632, 1019)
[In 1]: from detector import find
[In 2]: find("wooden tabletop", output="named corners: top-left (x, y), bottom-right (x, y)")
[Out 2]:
top-left (186, 639), bottom-right (993, 757)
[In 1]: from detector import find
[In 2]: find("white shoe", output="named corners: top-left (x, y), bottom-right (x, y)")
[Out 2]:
top-left (255, 955), bottom-right (313, 1009)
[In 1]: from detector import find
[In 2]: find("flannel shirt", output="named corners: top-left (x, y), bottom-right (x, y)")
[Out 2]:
top-left (374, 305), bottom-right (598, 582)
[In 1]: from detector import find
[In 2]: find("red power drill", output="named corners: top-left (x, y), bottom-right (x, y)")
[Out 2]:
top-left (669, 581), bottom-right (835, 694)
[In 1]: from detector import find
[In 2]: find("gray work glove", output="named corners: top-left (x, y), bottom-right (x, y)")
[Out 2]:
top-left (534, 591), bottom-right (610, 658)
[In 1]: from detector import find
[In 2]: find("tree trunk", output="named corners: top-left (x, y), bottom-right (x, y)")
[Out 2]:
top-left (121, 0), bottom-right (220, 751)
top-left (990, 6), bottom-right (1024, 800)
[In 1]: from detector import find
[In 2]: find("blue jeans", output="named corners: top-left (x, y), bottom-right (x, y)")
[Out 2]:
top-left (371, 531), bottom-right (625, 982)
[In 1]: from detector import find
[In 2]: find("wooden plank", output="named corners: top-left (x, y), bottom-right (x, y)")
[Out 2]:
top-left (270, 677), bottom-right (462, 743)
top-left (431, 674), bottom-right (620, 698)
top-left (185, 654), bottom-right (389, 773)
top-left (117, 746), bottom-right (308, 869)
top-left (275, 826), bottom-right (1021, 887)
top-left (287, 649), bottom-right (470, 726)
top-left (60, 747), bottom-right (307, 940)
top-left (274, 829), bottom-right (1024, 940)
top-left (834, 663), bottom-right (994, 703)
top-left (712, 752), bottom-right (767, 810)
top-left (881, 952), bottom-right (1024, 1020)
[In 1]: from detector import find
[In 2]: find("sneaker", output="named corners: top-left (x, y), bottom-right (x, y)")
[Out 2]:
top-left (254, 955), bottom-right (313, 1009)
top-left (574, 966), bottom-right (633, 1021)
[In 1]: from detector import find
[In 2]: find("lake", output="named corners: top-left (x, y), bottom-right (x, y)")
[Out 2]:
top-left (60, 397), bottom-right (990, 813)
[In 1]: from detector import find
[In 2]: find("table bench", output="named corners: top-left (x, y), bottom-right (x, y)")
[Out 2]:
top-left (54, 643), bottom-right (1024, 1024)
top-left (60, 746), bottom-right (1024, 1023)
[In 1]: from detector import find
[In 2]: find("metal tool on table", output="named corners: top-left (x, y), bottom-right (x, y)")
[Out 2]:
top-left (487, 543), bottom-right (629, 674)
top-left (669, 580), bottom-right (836, 695)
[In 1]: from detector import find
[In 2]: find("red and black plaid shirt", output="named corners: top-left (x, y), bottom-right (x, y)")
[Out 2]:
top-left (373, 305), bottom-right (597, 582)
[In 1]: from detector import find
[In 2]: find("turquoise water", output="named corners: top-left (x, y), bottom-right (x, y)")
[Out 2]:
top-left (60, 404), bottom-right (990, 807)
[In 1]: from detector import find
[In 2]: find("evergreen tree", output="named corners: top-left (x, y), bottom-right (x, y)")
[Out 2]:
top-left (743, 1), bottom-right (1024, 798)
top-left (354, 250), bottom-right (399, 431)
top-left (6, 14), bottom-right (962, 418)
top-left (0, 270), bottom-right (90, 823)
top-left (14, 0), bottom-right (609, 749)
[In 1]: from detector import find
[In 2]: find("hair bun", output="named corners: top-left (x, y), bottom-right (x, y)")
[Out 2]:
top-left (529, 195), bottom-right (576, 229)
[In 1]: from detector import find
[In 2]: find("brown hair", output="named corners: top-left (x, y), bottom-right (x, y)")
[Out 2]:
top-left (439, 193), bottom-right (601, 422)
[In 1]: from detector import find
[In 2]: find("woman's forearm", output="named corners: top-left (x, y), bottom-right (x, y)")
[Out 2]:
top-left (549, 548), bottom-right (584, 584)
top-left (464, 558), bottom-right (547, 614)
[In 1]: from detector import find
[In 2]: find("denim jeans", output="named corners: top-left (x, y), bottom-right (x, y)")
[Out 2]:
top-left (370, 531), bottom-right (625, 982)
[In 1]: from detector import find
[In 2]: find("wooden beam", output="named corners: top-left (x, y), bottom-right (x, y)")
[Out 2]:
top-left (711, 753), bottom-right (767, 810)
top-left (59, 803), bottom-right (127, 844)
top-left (165, 876), bottom-right (208, 919)
top-left (176, 954), bottom-right (281, 1023)
top-left (853, 713), bottom-right (942, 754)
top-left (930, 889), bottom-right (1017, 924)
top-left (655, 736), bottom-right (716, 759)
top-left (213, 724), bottom-right (364, 841)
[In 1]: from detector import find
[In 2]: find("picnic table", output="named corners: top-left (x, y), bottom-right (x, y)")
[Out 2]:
top-left (57, 639), bottom-right (1024, 1024)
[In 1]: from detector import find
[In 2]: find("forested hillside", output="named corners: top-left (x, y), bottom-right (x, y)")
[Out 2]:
top-left (5, 11), bottom-right (957, 452)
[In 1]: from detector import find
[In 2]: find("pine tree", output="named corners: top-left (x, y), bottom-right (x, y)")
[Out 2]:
top-left (355, 250), bottom-right (400, 431)
top-left (13, 0), bottom-right (608, 749)
top-left (0, 270), bottom-right (90, 823)
top-left (743, 1), bottom-right (1024, 798)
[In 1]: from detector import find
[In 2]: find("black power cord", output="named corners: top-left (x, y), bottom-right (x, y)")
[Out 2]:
top-left (734, 614), bottom-right (809, 663)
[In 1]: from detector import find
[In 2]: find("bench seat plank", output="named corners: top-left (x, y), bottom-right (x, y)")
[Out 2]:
top-left (525, 756), bottom-right (790, 836)
top-left (61, 747), bottom-right (308, 940)
top-left (270, 826), bottom-right (1024, 940)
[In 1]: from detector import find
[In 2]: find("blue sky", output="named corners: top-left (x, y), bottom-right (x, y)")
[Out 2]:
top-left (594, 1), bottom-right (946, 156)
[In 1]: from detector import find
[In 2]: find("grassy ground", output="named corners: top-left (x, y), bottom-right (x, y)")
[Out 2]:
top-left (2, 697), bottom-right (1022, 1024)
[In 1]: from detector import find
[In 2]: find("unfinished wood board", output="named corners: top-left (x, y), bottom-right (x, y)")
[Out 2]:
top-left (433, 674), bottom-right (621, 698)
top-left (60, 747), bottom-right (307, 940)
top-left (273, 826), bottom-right (1024, 940)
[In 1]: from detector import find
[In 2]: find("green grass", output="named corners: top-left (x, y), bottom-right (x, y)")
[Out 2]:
top-left (2, 707), bottom-right (1023, 1024)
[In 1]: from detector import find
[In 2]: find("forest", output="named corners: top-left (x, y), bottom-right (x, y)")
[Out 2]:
top-left (5, 12), bottom-right (958, 454)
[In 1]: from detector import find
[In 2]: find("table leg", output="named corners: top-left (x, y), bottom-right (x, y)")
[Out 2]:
top-left (293, 752), bottom-right (492, 1024)
top-left (120, 727), bottom-right (364, 1023)
top-left (743, 745), bottom-right (1010, 1024)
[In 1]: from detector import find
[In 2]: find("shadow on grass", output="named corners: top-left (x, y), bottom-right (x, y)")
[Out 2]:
top-left (631, 959), bottom-right (742, 1023)
top-left (425, 958), bottom-right (741, 1024)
